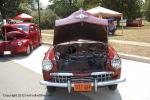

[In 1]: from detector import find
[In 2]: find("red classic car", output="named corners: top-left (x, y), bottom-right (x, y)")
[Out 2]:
top-left (0, 23), bottom-right (41, 56)
top-left (40, 9), bottom-right (125, 93)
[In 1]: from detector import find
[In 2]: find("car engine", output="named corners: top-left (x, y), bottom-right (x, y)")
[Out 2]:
top-left (54, 41), bottom-right (108, 72)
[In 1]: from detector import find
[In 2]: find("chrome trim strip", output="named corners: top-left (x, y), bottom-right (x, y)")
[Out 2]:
top-left (50, 72), bottom-right (113, 76)
top-left (94, 78), bottom-right (97, 93)
top-left (91, 72), bottom-right (113, 75)
top-left (97, 78), bottom-right (126, 86)
top-left (67, 80), bottom-right (71, 93)
top-left (50, 73), bottom-right (73, 76)
top-left (40, 78), bottom-right (126, 93)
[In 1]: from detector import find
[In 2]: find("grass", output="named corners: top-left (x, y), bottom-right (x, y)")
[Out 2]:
top-left (41, 20), bottom-right (150, 58)
top-left (41, 29), bottom-right (54, 34)
top-left (109, 25), bottom-right (150, 43)
top-left (110, 42), bottom-right (150, 58)
top-left (42, 35), bottom-right (53, 43)
top-left (42, 25), bottom-right (150, 43)
top-left (41, 21), bottom-right (150, 43)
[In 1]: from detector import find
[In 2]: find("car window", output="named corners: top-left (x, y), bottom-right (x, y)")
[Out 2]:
top-left (16, 25), bottom-right (28, 32)
top-left (29, 25), bottom-right (35, 32)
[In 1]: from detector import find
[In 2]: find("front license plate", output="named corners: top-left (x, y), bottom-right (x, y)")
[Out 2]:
top-left (4, 51), bottom-right (11, 55)
top-left (74, 83), bottom-right (92, 92)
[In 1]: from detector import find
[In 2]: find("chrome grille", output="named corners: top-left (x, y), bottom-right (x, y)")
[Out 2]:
top-left (5, 45), bottom-right (13, 50)
top-left (50, 72), bottom-right (113, 83)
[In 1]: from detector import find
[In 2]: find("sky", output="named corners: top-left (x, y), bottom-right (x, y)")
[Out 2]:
top-left (39, 0), bottom-right (50, 9)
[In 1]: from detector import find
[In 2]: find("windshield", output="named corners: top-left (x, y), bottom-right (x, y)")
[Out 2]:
top-left (16, 25), bottom-right (29, 33)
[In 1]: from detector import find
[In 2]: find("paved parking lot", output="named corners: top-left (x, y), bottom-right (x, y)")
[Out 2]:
top-left (1, 45), bottom-right (150, 100)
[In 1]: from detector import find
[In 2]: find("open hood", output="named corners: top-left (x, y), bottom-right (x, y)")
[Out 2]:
top-left (53, 9), bottom-right (108, 45)
top-left (1, 24), bottom-right (27, 40)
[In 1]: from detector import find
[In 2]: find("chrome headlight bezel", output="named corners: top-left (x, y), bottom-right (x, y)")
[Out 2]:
top-left (42, 59), bottom-right (53, 71)
top-left (17, 41), bottom-right (23, 46)
top-left (111, 55), bottom-right (121, 69)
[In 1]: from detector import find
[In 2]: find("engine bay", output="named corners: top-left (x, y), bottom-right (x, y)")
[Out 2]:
top-left (54, 41), bottom-right (108, 72)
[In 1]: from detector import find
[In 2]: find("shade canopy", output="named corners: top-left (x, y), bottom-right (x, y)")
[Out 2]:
top-left (87, 6), bottom-right (123, 18)
top-left (13, 13), bottom-right (33, 20)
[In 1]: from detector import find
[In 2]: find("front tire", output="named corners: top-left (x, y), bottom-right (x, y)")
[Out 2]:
top-left (25, 44), bottom-right (32, 55)
top-left (47, 86), bottom-right (56, 93)
top-left (108, 84), bottom-right (118, 91)
top-left (0, 54), bottom-right (4, 57)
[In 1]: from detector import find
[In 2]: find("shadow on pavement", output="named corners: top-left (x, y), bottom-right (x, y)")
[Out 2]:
top-left (0, 54), bottom-right (28, 62)
top-left (44, 89), bottom-right (93, 100)
top-left (0, 45), bottom-right (50, 62)
top-left (0, 56), bottom-right (13, 62)
top-left (44, 87), bottom-right (122, 100)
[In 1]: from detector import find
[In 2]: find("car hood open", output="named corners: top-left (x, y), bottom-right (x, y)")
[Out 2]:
top-left (53, 9), bottom-right (108, 45)
top-left (1, 24), bottom-right (27, 39)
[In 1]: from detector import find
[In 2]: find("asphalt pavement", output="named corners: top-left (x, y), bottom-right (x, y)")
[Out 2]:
top-left (0, 45), bottom-right (150, 100)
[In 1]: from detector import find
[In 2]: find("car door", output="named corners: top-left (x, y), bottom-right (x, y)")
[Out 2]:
top-left (34, 25), bottom-right (41, 45)
top-left (29, 25), bottom-right (39, 47)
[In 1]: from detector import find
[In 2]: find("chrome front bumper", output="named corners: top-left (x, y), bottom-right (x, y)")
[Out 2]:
top-left (40, 72), bottom-right (126, 93)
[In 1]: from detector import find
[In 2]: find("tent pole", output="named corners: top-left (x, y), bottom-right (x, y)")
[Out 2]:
top-left (99, 15), bottom-right (102, 19)
top-left (37, 0), bottom-right (41, 34)
top-left (3, 19), bottom-right (7, 41)
top-left (121, 16), bottom-right (123, 35)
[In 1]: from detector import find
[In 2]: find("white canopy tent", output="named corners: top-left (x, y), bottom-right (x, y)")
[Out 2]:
top-left (87, 6), bottom-right (123, 18)
top-left (87, 6), bottom-right (123, 34)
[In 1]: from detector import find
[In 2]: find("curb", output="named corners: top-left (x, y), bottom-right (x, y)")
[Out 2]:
top-left (42, 42), bottom-right (150, 64)
top-left (42, 42), bottom-right (51, 45)
top-left (109, 40), bottom-right (150, 47)
top-left (119, 53), bottom-right (150, 64)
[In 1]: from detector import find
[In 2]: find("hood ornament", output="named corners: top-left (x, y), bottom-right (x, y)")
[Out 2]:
top-left (75, 13), bottom-right (89, 19)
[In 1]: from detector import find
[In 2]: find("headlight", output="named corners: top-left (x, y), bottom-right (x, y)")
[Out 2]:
top-left (17, 41), bottom-right (23, 46)
top-left (42, 59), bottom-right (53, 71)
top-left (111, 55), bottom-right (121, 69)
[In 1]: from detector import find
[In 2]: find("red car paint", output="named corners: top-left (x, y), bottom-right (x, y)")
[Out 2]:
top-left (0, 23), bottom-right (41, 55)
top-left (41, 9), bottom-right (125, 93)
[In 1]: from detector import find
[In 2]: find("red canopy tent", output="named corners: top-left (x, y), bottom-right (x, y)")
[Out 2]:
top-left (13, 13), bottom-right (33, 20)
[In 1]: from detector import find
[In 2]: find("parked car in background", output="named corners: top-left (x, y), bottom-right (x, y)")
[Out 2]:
top-left (40, 9), bottom-right (125, 93)
top-left (108, 18), bottom-right (117, 35)
top-left (0, 23), bottom-right (41, 56)
top-left (126, 19), bottom-right (143, 27)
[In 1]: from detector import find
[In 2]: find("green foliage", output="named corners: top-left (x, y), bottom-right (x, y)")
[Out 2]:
top-left (145, 0), bottom-right (150, 21)
top-left (102, 0), bottom-right (143, 19)
top-left (123, 0), bottom-right (143, 19)
top-left (48, 0), bottom-right (144, 19)
top-left (48, 0), bottom-right (79, 18)
top-left (0, 0), bottom-right (32, 19)
top-left (48, 0), bottom-right (102, 18)
top-left (31, 9), bottom-right (59, 29)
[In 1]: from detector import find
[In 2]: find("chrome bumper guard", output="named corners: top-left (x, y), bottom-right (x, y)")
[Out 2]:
top-left (40, 72), bottom-right (126, 93)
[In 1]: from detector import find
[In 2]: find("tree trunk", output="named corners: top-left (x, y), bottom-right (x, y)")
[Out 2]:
top-left (148, 17), bottom-right (150, 22)
top-left (117, 19), bottom-right (120, 27)
top-left (0, 10), bottom-right (6, 19)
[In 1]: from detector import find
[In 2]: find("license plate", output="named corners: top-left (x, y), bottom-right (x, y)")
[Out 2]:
top-left (4, 51), bottom-right (11, 55)
top-left (74, 83), bottom-right (92, 92)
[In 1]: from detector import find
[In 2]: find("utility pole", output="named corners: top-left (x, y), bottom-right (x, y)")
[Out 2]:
top-left (37, 0), bottom-right (42, 43)
top-left (37, 0), bottom-right (41, 34)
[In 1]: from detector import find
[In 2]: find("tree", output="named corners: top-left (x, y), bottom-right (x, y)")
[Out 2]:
top-left (48, 0), bottom-right (144, 19)
top-left (31, 9), bottom-right (59, 29)
top-left (145, 0), bottom-right (150, 21)
top-left (100, 0), bottom-right (144, 19)
top-left (48, 0), bottom-right (79, 18)
top-left (0, 0), bottom-right (32, 19)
